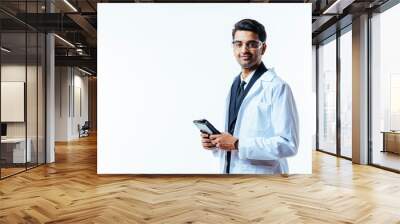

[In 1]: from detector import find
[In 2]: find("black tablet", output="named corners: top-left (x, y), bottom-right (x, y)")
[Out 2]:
top-left (193, 119), bottom-right (221, 135)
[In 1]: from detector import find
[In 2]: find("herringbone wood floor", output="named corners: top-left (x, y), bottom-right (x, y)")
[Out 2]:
top-left (1, 134), bottom-right (400, 224)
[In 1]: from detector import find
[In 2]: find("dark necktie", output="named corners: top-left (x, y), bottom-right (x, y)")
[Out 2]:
top-left (226, 80), bottom-right (246, 174)
top-left (238, 81), bottom-right (246, 98)
top-left (234, 81), bottom-right (246, 111)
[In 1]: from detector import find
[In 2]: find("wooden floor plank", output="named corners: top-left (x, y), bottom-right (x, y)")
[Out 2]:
top-left (1, 134), bottom-right (400, 223)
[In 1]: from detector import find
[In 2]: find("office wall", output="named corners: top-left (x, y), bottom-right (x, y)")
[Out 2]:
top-left (1, 82), bottom-right (24, 122)
top-left (55, 67), bottom-right (69, 141)
top-left (55, 67), bottom-right (89, 141)
top-left (0, 62), bottom-right (46, 170)
top-left (72, 72), bottom-right (89, 138)
top-left (1, 65), bottom-right (42, 139)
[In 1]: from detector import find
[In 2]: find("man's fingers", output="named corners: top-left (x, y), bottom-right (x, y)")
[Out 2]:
top-left (200, 133), bottom-right (209, 138)
top-left (203, 142), bottom-right (215, 148)
top-left (210, 136), bottom-right (222, 144)
top-left (211, 136), bottom-right (222, 145)
top-left (202, 138), bottom-right (212, 143)
top-left (201, 133), bottom-right (216, 149)
top-left (209, 134), bottom-right (221, 140)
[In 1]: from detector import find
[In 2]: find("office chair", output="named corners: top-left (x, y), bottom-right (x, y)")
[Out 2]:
top-left (79, 121), bottom-right (90, 138)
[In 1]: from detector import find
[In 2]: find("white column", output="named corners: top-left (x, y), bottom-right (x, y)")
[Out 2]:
top-left (46, 1), bottom-right (55, 163)
top-left (352, 14), bottom-right (369, 164)
top-left (46, 33), bottom-right (55, 163)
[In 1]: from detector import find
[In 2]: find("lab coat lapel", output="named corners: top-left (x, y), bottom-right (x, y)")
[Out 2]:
top-left (234, 66), bottom-right (274, 135)
top-left (227, 76), bottom-right (241, 132)
top-left (234, 63), bottom-right (266, 107)
top-left (238, 63), bottom-right (268, 110)
top-left (240, 79), bottom-right (263, 108)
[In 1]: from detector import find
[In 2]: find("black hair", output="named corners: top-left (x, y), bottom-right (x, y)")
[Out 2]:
top-left (232, 19), bottom-right (267, 42)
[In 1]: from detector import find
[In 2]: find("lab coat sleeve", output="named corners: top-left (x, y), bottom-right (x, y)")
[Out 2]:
top-left (238, 82), bottom-right (299, 160)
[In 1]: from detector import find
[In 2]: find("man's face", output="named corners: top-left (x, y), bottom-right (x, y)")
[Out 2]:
top-left (232, 30), bottom-right (266, 69)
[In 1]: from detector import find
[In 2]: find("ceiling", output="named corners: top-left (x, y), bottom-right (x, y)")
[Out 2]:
top-left (0, 0), bottom-right (394, 74)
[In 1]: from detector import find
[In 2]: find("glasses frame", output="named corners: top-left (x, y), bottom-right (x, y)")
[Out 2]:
top-left (232, 40), bottom-right (264, 50)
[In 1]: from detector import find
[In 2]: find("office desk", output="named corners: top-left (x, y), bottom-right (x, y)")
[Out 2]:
top-left (1, 138), bottom-right (32, 164)
top-left (381, 131), bottom-right (400, 154)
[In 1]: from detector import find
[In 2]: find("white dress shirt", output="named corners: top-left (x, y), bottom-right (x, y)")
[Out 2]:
top-left (240, 70), bottom-right (256, 89)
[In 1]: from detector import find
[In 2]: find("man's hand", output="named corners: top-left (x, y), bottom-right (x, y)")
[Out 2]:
top-left (210, 133), bottom-right (238, 151)
top-left (200, 133), bottom-right (216, 150)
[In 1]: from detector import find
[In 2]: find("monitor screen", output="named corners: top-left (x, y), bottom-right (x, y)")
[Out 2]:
top-left (1, 123), bottom-right (7, 137)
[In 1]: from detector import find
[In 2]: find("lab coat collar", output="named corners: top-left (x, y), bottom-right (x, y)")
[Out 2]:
top-left (259, 67), bottom-right (276, 82)
top-left (243, 67), bottom-right (276, 102)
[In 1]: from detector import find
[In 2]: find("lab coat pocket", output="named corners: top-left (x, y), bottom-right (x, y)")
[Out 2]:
top-left (257, 101), bottom-right (271, 112)
top-left (256, 102), bottom-right (272, 131)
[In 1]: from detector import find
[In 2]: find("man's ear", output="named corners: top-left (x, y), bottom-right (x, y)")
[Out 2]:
top-left (261, 43), bottom-right (267, 55)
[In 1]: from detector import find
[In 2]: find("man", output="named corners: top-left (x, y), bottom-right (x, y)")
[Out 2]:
top-left (200, 19), bottom-right (299, 174)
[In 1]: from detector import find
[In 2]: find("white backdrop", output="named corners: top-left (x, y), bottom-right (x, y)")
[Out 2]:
top-left (98, 3), bottom-right (313, 174)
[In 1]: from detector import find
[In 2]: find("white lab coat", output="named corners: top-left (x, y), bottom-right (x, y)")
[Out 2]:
top-left (213, 68), bottom-right (299, 174)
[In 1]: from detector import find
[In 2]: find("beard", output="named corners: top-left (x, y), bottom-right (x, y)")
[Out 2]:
top-left (239, 59), bottom-right (257, 69)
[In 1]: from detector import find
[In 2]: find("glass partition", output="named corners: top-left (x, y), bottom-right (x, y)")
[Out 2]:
top-left (27, 31), bottom-right (38, 169)
top-left (339, 29), bottom-right (352, 158)
top-left (317, 36), bottom-right (337, 155)
top-left (0, 1), bottom-right (46, 179)
top-left (26, 0), bottom-right (39, 170)
top-left (38, 32), bottom-right (45, 165)
top-left (0, 31), bottom-right (28, 177)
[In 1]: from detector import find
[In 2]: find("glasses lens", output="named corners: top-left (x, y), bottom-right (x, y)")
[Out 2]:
top-left (232, 40), bottom-right (262, 49)
top-left (232, 41), bottom-right (242, 48)
top-left (248, 41), bottom-right (260, 49)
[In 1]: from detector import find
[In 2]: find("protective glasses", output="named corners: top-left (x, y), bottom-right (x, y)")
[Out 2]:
top-left (232, 40), bottom-right (264, 50)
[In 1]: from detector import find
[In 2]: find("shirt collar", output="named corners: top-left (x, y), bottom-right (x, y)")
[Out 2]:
top-left (240, 69), bottom-right (256, 84)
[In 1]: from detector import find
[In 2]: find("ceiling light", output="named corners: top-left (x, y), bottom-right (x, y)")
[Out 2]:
top-left (63, 0), bottom-right (78, 12)
top-left (1, 47), bottom-right (11, 53)
top-left (78, 67), bottom-right (93, 76)
top-left (322, 0), bottom-right (354, 15)
top-left (323, 0), bottom-right (341, 14)
top-left (54, 34), bottom-right (75, 48)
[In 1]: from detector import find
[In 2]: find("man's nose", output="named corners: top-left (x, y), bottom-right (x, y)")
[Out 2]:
top-left (239, 44), bottom-right (249, 53)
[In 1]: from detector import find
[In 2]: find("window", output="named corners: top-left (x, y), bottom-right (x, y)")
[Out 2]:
top-left (339, 29), bottom-right (352, 158)
top-left (318, 37), bottom-right (337, 155)
top-left (371, 3), bottom-right (400, 171)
